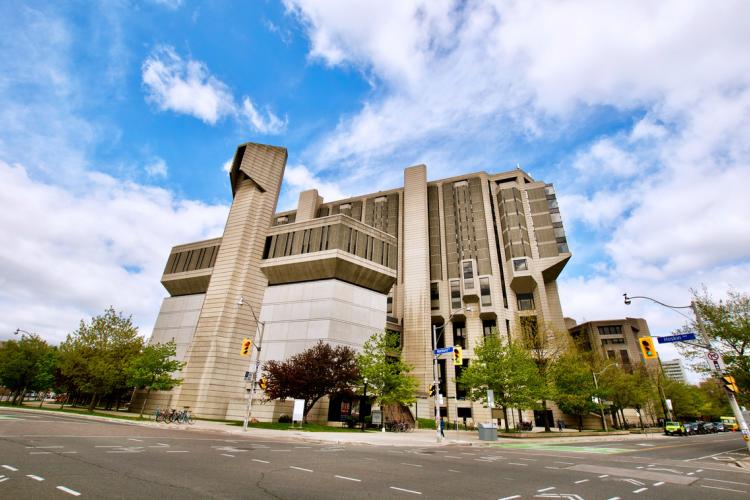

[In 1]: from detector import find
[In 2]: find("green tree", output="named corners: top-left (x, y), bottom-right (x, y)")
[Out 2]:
top-left (663, 379), bottom-right (704, 420)
top-left (696, 379), bottom-right (732, 420)
top-left (127, 341), bottom-right (185, 418)
top-left (458, 334), bottom-right (540, 432)
top-left (263, 341), bottom-right (359, 422)
top-left (58, 307), bottom-right (144, 411)
top-left (517, 319), bottom-right (569, 432)
top-left (0, 334), bottom-right (55, 405)
top-left (356, 331), bottom-right (418, 430)
top-left (551, 350), bottom-right (598, 431)
top-left (600, 365), bottom-right (656, 429)
top-left (676, 289), bottom-right (750, 406)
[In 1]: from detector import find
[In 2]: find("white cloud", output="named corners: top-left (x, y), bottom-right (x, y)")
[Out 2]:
top-left (141, 46), bottom-right (286, 134)
top-left (142, 46), bottom-right (235, 125)
top-left (0, 160), bottom-right (228, 344)
top-left (278, 163), bottom-right (349, 211)
top-left (149, 0), bottom-right (183, 9)
top-left (145, 157), bottom-right (168, 178)
top-left (241, 97), bottom-right (287, 135)
top-left (222, 157), bottom-right (233, 173)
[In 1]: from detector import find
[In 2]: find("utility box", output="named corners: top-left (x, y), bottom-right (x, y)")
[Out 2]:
top-left (477, 423), bottom-right (498, 441)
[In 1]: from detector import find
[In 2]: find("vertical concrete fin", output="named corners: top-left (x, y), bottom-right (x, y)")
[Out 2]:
top-left (296, 189), bottom-right (321, 222)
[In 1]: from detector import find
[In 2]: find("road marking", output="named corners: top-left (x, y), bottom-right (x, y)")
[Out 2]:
top-left (167, 450), bottom-right (189, 453)
top-left (498, 496), bottom-right (521, 500)
top-left (271, 449), bottom-right (291, 452)
top-left (687, 472), bottom-right (694, 476)
top-left (703, 478), bottom-right (750, 486)
top-left (26, 446), bottom-right (63, 449)
top-left (508, 463), bottom-right (528, 466)
top-left (445, 455), bottom-right (462, 459)
top-left (294, 446), bottom-right (311, 449)
top-left (401, 463), bottom-right (423, 468)
top-left (537, 487), bottom-right (555, 492)
top-left (622, 479), bottom-right (645, 486)
top-left (519, 458), bottom-right (537, 461)
top-left (0, 477), bottom-right (8, 483)
top-left (636, 466), bottom-right (644, 469)
top-left (29, 452), bottom-right (51, 455)
top-left (574, 479), bottom-right (589, 484)
top-left (2, 465), bottom-right (18, 471)
top-left (598, 475), bottom-right (609, 478)
top-left (335, 475), bottom-right (361, 482)
top-left (701, 485), bottom-right (747, 493)
top-left (637, 443), bottom-right (655, 447)
top-left (56, 486), bottom-right (81, 496)
top-left (61, 452), bottom-right (77, 454)
top-left (449, 470), bottom-right (460, 473)
top-left (653, 482), bottom-right (664, 486)
top-left (572, 464), bottom-right (696, 485)
top-left (685, 447), bottom-right (748, 461)
top-left (555, 461), bottom-right (575, 465)
top-left (252, 459), bottom-right (270, 464)
top-left (157, 443), bottom-right (169, 446)
top-left (95, 445), bottom-right (121, 448)
top-left (695, 469), bottom-right (703, 472)
top-left (128, 438), bottom-right (143, 442)
top-left (461, 452), bottom-right (475, 455)
top-left (390, 486), bottom-right (422, 495)
top-left (290, 466), bottom-right (313, 472)
top-left (27, 475), bottom-right (44, 481)
top-left (221, 454), bottom-right (234, 458)
top-left (606, 497), bottom-right (620, 500)
top-left (633, 487), bottom-right (648, 493)
top-left (545, 466), bottom-right (559, 470)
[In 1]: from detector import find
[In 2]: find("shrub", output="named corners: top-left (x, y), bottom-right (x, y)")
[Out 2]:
top-left (278, 414), bottom-right (292, 423)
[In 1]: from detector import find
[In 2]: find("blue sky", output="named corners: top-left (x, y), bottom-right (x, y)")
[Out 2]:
top-left (2, 1), bottom-right (749, 378)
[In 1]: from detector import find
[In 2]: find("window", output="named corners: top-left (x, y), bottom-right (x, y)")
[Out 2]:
top-left (453, 321), bottom-right (466, 349)
top-left (517, 293), bottom-right (535, 311)
top-left (430, 282), bottom-right (440, 310)
top-left (479, 277), bottom-right (491, 306)
top-left (602, 338), bottom-right (625, 345)
top-left (557, 242), bottom-right (569, 253)
top-left (463, 261), bottom-right (474, 290)
top-left (276, 216), bottom-right (289, 225)
top-left (387, 294), bottom-right (393, 315)
top-left (597, 325), bottom-right (623, 336)
top-left (482, 319), bottom-right (496, 337)
top-left (450, 280), bottom-right (461, 309)
top-left (455, 360), bottom-right (469, 400)
top-left (607, 350), bottom-right (616, 359)
top-left (620, 350), bottom-right (631, 365)
top-left (513, 258), bottom-right (528, 271)
top-left (553, 227), bottom-right (566, 238)
top-left (547, 198), bottom-right (558, 209)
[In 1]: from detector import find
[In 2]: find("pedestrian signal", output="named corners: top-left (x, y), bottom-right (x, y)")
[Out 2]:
top-left (453, 346), bottom-right (463, 366)
top-left (638, 337), bottom-right (658, 359)
top-left (240, 338), bottom-right (252, 356)
top-left (259, 377), bottom-right (268, 391)
top-left (723, 375), bottom-right (740, 394)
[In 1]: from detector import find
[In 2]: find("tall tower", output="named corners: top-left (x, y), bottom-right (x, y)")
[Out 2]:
top-left (169, 143), bottom-right (287, 418)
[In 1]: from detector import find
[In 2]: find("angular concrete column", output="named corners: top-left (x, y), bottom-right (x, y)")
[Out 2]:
top-left (173, 143), bottom-right (287, 419)
top-left (401, 165), bottom-right (432, 389)
top-left (296, 189), bottom-right (322, 222)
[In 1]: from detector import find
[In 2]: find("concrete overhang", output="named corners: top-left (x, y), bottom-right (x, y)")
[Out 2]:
top-left (260, 249), bottom-right (397, 294)
top-left (541, 253), bottom-right (571, 283)
top-left (161, 268), bottom-right (212, 296)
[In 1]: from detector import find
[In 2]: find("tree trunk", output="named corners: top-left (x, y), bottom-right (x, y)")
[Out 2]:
top-left (381, 404), bottom-right (385, 432)
top-left (578, 414), bottom-right (583, 432)
top-left (59, 393), bottom-right (68, 410)
top-left (620, 408), bottom-right (627, 429)
top-left (88, 393), bottom-right (97, 412)
top-left (542, 400), bottom-right (551, 432)
top-left (637, 406), bottom-right (645, 432)
top-left (140, 388), bottom-right (151, 419)
top-left (517, 407), bottom-right (523, 425)
top-left (17, 386), bottom-right (27, 406)
top-left (39, 392), bottom-right (46, 408)
top-left (502, 406), bottom-right (509, 432)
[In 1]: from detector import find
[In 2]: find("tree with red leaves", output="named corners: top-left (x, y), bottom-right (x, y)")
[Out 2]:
top-left (263, 341), bottom-right (359, 422)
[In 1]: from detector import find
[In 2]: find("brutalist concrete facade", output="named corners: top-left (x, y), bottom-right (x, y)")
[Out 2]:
top-left (145, 142), bottom-right (572, 424)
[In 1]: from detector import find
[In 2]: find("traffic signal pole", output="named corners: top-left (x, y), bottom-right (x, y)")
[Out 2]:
top-left (691, 301), bottom-right (750, 452)
top-left (240, 296), bottom-right (266, 432)
top-left (432, 324), bottom-right (442, 443)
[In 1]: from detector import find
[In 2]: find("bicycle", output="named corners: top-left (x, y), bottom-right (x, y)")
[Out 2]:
top-left (174, 408), bottom-right (194, 424)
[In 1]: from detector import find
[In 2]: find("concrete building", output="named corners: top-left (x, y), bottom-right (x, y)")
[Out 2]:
top-left (661, 359), bottom-right (687, 384)
top-left (143, 142), bottom-right (572, 424)
top-left (567, 317), bottom-right (658, 371)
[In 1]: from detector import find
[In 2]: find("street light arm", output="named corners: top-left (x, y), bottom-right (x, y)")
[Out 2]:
top-left (623, 294), bottom-right (693, 310)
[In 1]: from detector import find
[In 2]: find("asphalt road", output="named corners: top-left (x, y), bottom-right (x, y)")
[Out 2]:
top-left (1, 409), bottom-right (750, 499)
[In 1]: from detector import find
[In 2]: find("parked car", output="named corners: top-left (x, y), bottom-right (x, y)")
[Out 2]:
top-left (701, 422), bottom-right (717, 434)
top-left (714, 422), bottom-right (726, 432)
top-left (664, 421), bottom-right (686, 436)
top-left (683, 422), bottom-right (698, 435)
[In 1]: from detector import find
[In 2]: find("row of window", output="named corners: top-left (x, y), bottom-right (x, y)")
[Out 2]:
top-left (164, 244), bottom-right (219, 275)
top-left (598, 325), bottom-right (623, 336)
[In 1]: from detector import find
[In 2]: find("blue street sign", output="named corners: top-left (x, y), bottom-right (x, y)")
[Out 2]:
top-left (434, 346), bottom-right (454, 355)
top-left (657, 333), bottom-right (696, 344)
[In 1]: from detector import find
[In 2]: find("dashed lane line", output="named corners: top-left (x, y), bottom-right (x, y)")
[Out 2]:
top-left (653, 482), bottom-right (664, 487)
top-left (508, 463), bottom-right (528, 466)
top-left (27, 475), bottom-right (44, 481)
top-left (537, 487), bottom-right (555, 492)
top-left (221, 454), bottom-right (235, 458)
top-left (702, 478), bottom-right (750, 486)
top-left (685, 447), bottom-right (748, 461)
top-left (633, 488), bottom-right (648, 494)
top-left (26, 446), bottom-right (63, 449)
top-left (0, 477), bottom-right (9, 483)
top-left (56, 486), bottom-right (81, 496)
top-left (390, 486), bottom-right (422, 495)
top-left (252, 459), bottom-right (270, 464)
top-left (445, 456), bottom-right (462, 459)
top-left (2, 465), bottom-right (18, 472)
top-left (700, 485), bottom-right (747, 494)
top-left (166, 450), bottom-right (189, 453)
top-left (574, 479), bottom-right (589, 484)
top-left (29, 452), bottom-right (51, 455)
top-left (334, 475), bottom-right (361, 482)
top-left (400, 463), bottom-right (423, 468)
top-left (289, 466), bottom-right (313, 473)
top-left (498, 496), bottom-right (521, 500)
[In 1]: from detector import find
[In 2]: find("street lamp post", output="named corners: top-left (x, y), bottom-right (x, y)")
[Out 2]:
top-left (431, 306), bottom-right (473, 443)
top-left (624, 293), bottom-right (750, 452)
top-left (238, 296), bottom-right (266, 432)
top-left (592, 364), bottom-right (617, 432)
top-left (361, 377), bottom-right (368, 432)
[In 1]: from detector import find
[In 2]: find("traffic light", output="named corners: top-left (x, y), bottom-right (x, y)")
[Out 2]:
top-left (259, 377), bottom-right (268, 391)
top-left (240, 338), bottom-right (252, 356)
top-left (638, 337), bottom-right (658, 359)
top-left (428, 384), bottom-right (436, 397)
top-left (723, 375), bottom-right (740, 394)
top-left (453, 346), bottom-right (463, 366)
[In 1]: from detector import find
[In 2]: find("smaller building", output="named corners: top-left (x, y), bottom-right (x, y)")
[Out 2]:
top-left (660, 359), bottom-right (687, 384)
top-left (567, 317), bottom-right (657, 371)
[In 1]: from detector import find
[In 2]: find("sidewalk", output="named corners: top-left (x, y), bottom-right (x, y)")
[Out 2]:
top-left (2, 404), bottom-right (670, 448)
